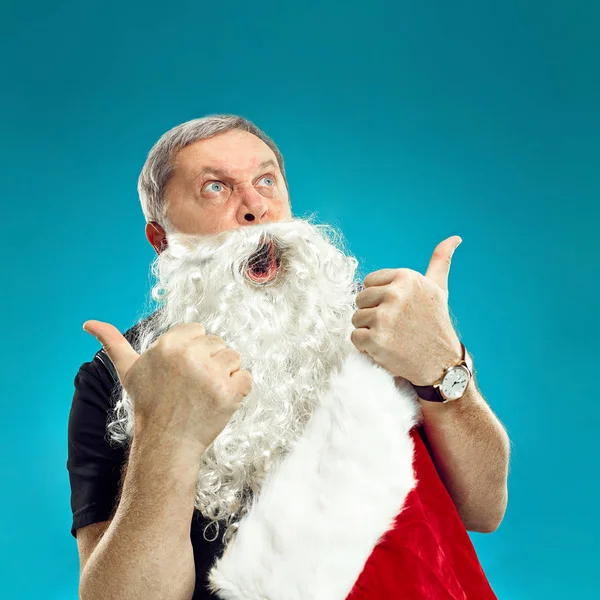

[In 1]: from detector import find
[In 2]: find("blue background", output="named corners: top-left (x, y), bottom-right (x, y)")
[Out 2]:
top-left (1, 1), bottom-right (598, 598)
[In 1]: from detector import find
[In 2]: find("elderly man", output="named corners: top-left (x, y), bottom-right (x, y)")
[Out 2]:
top-left (68, 115), bottom-right (510, 600)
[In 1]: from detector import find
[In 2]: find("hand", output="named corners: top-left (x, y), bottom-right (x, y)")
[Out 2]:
top-left (350, 236), bottom-right (463, 386)
top-left (82, 320), bottom-right (253, 453)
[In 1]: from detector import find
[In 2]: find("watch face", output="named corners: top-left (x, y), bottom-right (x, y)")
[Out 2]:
top-left (441, 365), bottom-right (470, 400)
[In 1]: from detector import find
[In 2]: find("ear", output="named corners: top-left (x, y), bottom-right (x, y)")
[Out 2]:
top-left (146, 221), bottom-right (168, 254)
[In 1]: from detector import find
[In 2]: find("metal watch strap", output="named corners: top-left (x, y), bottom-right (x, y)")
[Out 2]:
top-left (412, 341), bottom-right (470, 403)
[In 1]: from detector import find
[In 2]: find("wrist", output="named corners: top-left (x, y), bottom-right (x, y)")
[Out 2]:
top-left (133, 424), bottom-right (207, 466)
top-left (412, 341), bottom-right (473, 403)
top-left (414, 336), bottom-right (463, 387)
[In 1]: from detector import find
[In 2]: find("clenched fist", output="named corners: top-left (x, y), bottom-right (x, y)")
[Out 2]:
top-left (82, 320), bottom-right (252, 455)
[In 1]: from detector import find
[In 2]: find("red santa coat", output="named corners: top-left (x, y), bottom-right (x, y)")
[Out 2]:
top-left (347, 427), bottom-right (497, 599)
top-left (207, 349), bottom-right (498, 600)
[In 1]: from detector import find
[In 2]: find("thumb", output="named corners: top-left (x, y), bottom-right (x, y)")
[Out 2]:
top-left (424, 235), bottom-right (462, 293)
top-left (82, 320), bottom-right (140, 385)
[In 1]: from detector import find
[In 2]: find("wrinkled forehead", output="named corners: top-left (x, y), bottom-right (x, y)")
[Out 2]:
top-left (172, 131), bottom-right (280, 181)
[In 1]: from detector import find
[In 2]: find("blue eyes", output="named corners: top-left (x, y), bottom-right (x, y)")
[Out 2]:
top-left (203, 176), bottom-right (275, 194)
top-left (206, 182), bottom-right (224, 193)
top-left (259, 176), bottom-right (275, 187)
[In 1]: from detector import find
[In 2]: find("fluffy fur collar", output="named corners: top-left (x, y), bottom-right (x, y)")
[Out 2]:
top-left (207, 348), bottom-right (422, 599)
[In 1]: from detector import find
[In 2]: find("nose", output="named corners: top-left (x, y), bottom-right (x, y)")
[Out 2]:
top-left (237, 188), bottom-right (269, 225)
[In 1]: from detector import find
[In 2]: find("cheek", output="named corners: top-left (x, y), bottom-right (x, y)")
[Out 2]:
top-left (276, 193), bottom-right (292, 216)
top-left (279, 205), bottom-right (292, 219)
top-left (194, 207), bottom-right (235, 235)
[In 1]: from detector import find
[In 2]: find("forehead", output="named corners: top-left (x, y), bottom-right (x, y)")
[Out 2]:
top-left (173, 129), bottom-right (278, 177)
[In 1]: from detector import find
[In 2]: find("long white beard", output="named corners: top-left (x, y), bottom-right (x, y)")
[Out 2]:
top-left (106, 217), bottom-right (362, 544)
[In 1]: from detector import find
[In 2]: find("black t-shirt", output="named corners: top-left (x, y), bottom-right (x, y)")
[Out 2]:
top-left (66, 316), bottom-right (225, 599)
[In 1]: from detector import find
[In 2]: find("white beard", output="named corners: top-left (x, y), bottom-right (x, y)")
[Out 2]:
top-left (106, 217), bottom-right (364, 544)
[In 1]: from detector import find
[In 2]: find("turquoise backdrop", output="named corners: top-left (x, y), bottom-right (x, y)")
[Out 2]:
top-left (1, 1), bottom-right (598, 598)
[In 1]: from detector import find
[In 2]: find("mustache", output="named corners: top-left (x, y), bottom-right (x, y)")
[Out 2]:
top-left (155, 218), bottom-right (362, 303)
top-left (165, 222), bottom-right (288, 272)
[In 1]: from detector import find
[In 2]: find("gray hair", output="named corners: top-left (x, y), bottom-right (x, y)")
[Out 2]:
top-left (138, 115), bottom-right (288, 232)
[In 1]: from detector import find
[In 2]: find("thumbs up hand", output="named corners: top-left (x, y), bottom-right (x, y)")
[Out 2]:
top-left (82, 320), bottom-right (253, 455)
top-left (350, 236), bottom-right (464, 387)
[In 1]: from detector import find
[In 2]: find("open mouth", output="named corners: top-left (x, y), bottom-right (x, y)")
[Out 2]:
top-left (246, 238), bottom-right (281, 283)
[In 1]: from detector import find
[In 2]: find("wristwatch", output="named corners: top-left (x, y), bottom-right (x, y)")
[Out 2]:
top-left (412, 342), bottom-right (473, 403)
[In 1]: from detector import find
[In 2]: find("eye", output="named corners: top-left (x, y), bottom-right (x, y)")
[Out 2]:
top-left (204, 181), bottom-right (225, 194)
top-left (258, 176), bottom-right (275, 187)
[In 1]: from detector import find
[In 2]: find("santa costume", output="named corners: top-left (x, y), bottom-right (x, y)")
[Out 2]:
top-left (207, 348), bottom-right (498, 600)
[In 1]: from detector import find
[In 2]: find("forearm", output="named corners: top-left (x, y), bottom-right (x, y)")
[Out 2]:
top-left (80, 431), bottom-right (203, 600)
top-left (417, 380), bottom-right (510, 533)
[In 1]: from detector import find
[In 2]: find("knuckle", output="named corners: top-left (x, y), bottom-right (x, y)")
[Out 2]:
top-left (391, 290), bottom-right (407, 308)
top-left (395, 268), bottom-right (417, 283)
top-left (222, 347), bottom-right (241, 360)
top-left (240, 371), bottom-right (253, 393)
top-left (372, 328), bottom-right (386, 348)
top-left (369, 310), bottom-right (380, 327)
top-left (375, 311), bottom-right (388, 328)
top-left (388, 282), bottom-right (402, 295)
top-left (390, 280), bottom-right (411, 299)
top-left (355, 291), bottom-right (367, 308)
top-left (206, 334), bottom-right (224, 343)
top-left (154, 335), bottom-right (178, 356)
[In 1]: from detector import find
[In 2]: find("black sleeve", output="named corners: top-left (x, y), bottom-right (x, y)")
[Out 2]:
top-left (66, 356), bottom-right (127, 538)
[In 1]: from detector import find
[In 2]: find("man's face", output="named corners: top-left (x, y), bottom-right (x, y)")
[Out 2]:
top-left (163, 129), bottom-right (292, 236)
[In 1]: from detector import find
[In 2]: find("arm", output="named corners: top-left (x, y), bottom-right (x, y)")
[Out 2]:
top-left (417, 376), bottom-right (511, 533)
top-left (79, 431), bottom-right (203, 600)
top-left (78, 318), bottom-right (252, 600)
top-left (350, 237), bottom-right (512, 534)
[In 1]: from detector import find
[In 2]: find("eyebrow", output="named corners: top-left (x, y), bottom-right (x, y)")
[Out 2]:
top-left (196, 159), bottom-right (278, 181)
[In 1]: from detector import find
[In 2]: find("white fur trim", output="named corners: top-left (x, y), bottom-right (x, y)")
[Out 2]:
top-left (208, 349), bottom-right (422, 600)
